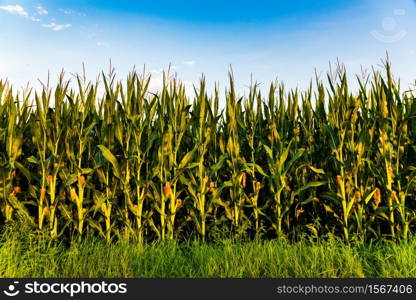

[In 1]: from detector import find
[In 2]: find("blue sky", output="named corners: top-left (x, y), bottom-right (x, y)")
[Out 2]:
top-left (1, 0), bottom-right (416, 94)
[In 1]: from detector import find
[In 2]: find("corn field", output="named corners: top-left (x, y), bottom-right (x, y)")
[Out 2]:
top-left (0, 60), bottom-right (415, 243)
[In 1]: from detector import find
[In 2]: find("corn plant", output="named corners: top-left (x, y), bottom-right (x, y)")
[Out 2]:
top-left (0, 57), bottom-right (414, 243)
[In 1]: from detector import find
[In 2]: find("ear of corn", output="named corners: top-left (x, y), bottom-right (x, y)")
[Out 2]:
top-left (0, 58), bottom-right (415, 242)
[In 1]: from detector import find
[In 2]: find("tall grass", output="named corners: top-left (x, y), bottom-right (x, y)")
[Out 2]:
top-left (0, 58), bottom-right (415, 243)
top-left (2, 221), bottom-right (416, 277)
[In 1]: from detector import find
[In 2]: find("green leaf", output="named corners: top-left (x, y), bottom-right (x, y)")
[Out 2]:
top-left (263, 144), bottom-right (273, 160)
top-left (210, 154), bottom-right (228, 173)
top-left (346, 199), bottom-right (355, 217)
top-left (323, 203), bottom-right (340, 219)
top-left (364, 189), bottom-right (378, 204)
top-left (309, 166), bottom-right (325, 174)
top-left (15, 161), bottom-right (31, 181)
top-left (179, 148), bottom-right (196, 169)
top-left (297, 181), bottom-right (327, 193)
top-left (186, 162), bottom-right (200, 169)
top-left (245, 163), bottom-right (267, 176)
top-left (301, 196), bottom-right (320, 205)
top-left (285, 148), bottom-right (305, 172)
top-left (81, 168), bottom-right (94, 175)
top-left (98, 145), bottom-right (121, 178)
top-left (278, 141), bottom-right (292, 171)
top-left (64, 174), bottom-right (78, 186)
top-left (27, 156), bottom-right (39, 164)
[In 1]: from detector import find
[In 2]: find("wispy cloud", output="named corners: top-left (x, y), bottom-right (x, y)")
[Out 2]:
top-left (183, 60), bottom-right (196, 66)
top-left (61, 9), bottom-right (72, 15)
top-left (96, 41), bottom-right (109, 47)
top-left (0, 4), bottom-right (43, 22)
top-left (36, 5), bottom-right (48, 15)
top-left (151, 68), bottom-right (164, 75)
top-left (42, 23), bottom-right (71, 31)
top-left (60, 8), bottom-right (86, 17)
top-left (0, 5), bottom-right (28, 17)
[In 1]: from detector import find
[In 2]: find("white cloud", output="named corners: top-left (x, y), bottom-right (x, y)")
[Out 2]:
top-left (36, 5), bottom-right (48, 15)
top-left (96, 41), bottom-right (109, 47)
top-left (61, 9), bottom-right (72, 15)
top-left (183, 60), bottom-right (196, 66)
top-left (0, 5), bottom-right (42, 22)
top-left (60, 8), bottom-right (86, 17)
top-left (151, 68), bottom-right (164, 75)
top-left (0, 5), bottom-right (28, 17)
top-left (42, 23), bottom-right (71, 31)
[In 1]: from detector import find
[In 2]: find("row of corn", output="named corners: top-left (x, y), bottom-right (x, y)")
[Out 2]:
top-left (0, 61), bottom-right (415, 243)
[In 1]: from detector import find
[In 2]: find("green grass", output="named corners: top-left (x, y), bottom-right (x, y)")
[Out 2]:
top-left (1, 221), bottom-right (416, 278)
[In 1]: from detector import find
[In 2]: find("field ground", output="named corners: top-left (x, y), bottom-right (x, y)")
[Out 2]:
top-left (0, 222), bottom-right (415, 278)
